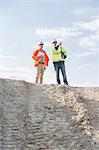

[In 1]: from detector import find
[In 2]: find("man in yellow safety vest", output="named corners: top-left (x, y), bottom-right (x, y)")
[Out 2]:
top-left (51, 40), bottom-right (69, 85)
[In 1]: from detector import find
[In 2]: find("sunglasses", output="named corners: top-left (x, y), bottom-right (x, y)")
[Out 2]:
top-left (39, 44), bottom-right (44, 46)
top-left (53, 42), bottom-right (57, 44)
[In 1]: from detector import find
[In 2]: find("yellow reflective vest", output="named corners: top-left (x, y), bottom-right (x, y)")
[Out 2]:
top-left (52, 47), bottom-right (68, 62)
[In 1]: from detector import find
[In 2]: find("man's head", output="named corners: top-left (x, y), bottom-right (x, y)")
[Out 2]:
top-left (52, 39), bottom-right (57, 46)
top-left (38, 41), bottom-right (44, 50)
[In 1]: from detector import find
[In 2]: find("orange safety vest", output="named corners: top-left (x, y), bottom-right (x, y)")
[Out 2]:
top-left (32, 50), bottom-right (49, 67)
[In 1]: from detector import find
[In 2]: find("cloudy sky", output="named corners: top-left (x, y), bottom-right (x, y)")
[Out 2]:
top-left (0, 0), bottom-right (99, 86)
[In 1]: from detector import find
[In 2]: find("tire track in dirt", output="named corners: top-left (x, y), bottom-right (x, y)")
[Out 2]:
top-left (0, 79), bottom-right (98, 150)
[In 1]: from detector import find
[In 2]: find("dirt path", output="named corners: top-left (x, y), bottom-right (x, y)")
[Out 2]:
top-left (0, 79), bottom-right (98, 150)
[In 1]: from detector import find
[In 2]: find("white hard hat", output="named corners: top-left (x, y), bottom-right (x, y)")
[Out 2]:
top-left (52, 39), bottom-right (57, 44)
top-left (37, 41), bottom-right (44, 45)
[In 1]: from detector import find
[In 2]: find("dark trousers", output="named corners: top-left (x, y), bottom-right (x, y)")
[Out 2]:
top-left (53, 61), bottom-right (68, 85)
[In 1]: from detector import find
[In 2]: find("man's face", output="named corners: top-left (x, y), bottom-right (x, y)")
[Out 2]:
top-left (38, 44), bottom-right (44, 50)
top-left (53, 41), bottom-right (57, 46)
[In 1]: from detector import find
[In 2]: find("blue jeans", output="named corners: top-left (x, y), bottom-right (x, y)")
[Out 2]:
top-left (53, 61), bottom-right (68, 85)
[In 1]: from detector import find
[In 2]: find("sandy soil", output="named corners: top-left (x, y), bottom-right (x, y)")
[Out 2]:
top-left (0, 78), bottom-right (99, 150)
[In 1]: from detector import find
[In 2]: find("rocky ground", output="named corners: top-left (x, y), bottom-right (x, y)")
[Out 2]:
top-left (0, 78), bottom-right (99, 150)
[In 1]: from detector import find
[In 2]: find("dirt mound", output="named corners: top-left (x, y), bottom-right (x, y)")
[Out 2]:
top-left (0, 78), bottom-right (99, 150)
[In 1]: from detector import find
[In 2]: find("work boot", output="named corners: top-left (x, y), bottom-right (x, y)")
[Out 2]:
top-left (64, 82), bottom-right (69, 86)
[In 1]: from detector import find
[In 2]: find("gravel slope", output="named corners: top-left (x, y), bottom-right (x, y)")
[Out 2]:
top-left (0, 78), bottom-right (99, 150)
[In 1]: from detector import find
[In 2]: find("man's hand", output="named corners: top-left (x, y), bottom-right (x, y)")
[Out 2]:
top-left (61, 55), bottom-right (67, 59)
top-left (40, 55), bottom-right (43, 58)
top-left (44, 66), bottom-right (46, 70)
top-left (59, 42), bottom-right (62, 46)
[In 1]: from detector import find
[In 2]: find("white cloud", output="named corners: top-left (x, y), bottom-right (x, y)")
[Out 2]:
top-left (72, 16), bottom-right (99, 49)
top-left (79, 37), bottom-right (96, 48)
top-left (75, 17), bottom-right (99, 31)
top-left (71, 51), bottom-right (99, 59)
top-left (35, 16), bottom-right (99, 51)
top-left (34, 16), bottom-right (99, 60)
top-left (35, 27), bottom-right (81, 39)
top-left (79, 31), bottom-right (99, 48)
